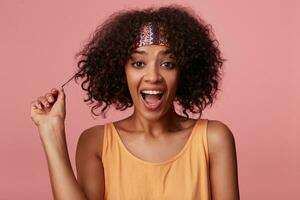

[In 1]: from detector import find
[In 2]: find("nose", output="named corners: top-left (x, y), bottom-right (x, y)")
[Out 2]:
top-left (144, 63), bottom-right (163, 83)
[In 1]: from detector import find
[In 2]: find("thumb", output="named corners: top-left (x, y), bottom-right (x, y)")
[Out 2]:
top-left (57, 87), bottom-right (66, 101)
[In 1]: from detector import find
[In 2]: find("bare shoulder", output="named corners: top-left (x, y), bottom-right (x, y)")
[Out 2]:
top-left (77, 124), bottom-right (105, 159)
top-left (76, 125), bottom-right (106, 199)
top-left (206, 120), bottom-right (236, 156)
top-left (206, 120), bottom-right (240, 199)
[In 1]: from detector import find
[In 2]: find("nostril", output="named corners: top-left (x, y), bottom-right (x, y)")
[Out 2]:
top-left (145, 75), bottom-right (163, 83)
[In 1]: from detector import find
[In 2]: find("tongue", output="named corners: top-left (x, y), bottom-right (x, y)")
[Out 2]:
top-left (144, 94), bottom-right (160, 105)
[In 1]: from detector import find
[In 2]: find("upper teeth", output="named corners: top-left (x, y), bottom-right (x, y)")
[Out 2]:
top-left (141, 90), bottom-right (163, 95)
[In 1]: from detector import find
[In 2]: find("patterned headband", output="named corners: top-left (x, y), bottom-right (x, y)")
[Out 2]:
top-left (133, 22), bottom-right (169, 48)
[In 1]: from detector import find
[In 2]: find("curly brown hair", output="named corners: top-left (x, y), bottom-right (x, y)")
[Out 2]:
top-left (74, 4), bottom-right (225, 119)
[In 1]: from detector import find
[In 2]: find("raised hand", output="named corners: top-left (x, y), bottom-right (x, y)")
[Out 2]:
top-left (30, 87), bottom-right (66, 134)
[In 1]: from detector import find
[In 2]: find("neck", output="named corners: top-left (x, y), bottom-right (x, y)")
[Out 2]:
top-left (129, 106), bottom-right (184, 138)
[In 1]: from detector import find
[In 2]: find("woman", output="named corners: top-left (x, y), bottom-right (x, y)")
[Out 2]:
top-left (30, 5), bottom-right (239, 200)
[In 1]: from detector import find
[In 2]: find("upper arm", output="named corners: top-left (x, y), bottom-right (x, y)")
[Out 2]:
top-left (75, 125), bottom-right (105, 200)
top-left (207, 120), bottom-right (240, 200)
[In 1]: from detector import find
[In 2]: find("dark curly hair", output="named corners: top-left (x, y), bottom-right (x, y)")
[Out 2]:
top-left (74, 4), bottom-right (225, 119)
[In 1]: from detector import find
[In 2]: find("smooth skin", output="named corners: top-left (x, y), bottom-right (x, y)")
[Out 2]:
top-left (30, 45), bottom-right (239, 200)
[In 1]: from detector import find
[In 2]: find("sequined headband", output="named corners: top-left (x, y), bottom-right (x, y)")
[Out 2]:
top-left (133, 22), bottom-right (169, 48)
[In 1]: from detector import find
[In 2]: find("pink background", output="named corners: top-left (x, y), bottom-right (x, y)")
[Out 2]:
top-left (0, 0), bottom-right (299, 199)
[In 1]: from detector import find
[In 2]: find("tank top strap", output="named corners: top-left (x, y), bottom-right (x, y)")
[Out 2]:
top-left (101, 122), bottom-right (114, 160)
top-left (192, 118), bottom-right (209, 164)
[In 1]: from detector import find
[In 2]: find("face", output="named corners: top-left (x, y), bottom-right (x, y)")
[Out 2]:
top-left (125, 45), bottom-right (180, 121)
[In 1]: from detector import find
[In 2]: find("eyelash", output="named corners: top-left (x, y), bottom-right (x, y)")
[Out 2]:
top-left (131, 61), bottom-right (176, 69)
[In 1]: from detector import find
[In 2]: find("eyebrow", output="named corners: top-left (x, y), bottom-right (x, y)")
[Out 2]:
top-left (131, 49), bottom-right (176, 58)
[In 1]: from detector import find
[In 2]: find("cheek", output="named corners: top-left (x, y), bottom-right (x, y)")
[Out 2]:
top-left (125, 69), bottom-right (141, 92)
top-left (166, 72), bottom-right (180, 91)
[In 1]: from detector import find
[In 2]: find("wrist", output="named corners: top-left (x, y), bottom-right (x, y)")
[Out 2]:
top-left (38, 123), bottom-right (66, 146)
top-left (38, 123), bottom-right (65, 133)
top-left (38, 117), bottom-right (65, 133)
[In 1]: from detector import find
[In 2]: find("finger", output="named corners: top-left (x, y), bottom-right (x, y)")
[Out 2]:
top-left (50, 88), bottom-right (60, 101)
top-left (36, 102), bottom-right (43, 110)
top-left (32, 104), bottom-right (40, 110)
top-left (35, 102), bottom-right (40, 110)
top-left (37, 100), bottom-right (44, 110)
top-left (37, 96), bottom-right (51, 108)
top-left (45, 93), bottom-right (55, 103)
top-left (30, 101), bottom-right (38, 110)
top-left (51, 88), bottom-right (59, 95)
top-left (57, 87), bottom-right (65, 101)
top-left (31, 100), bottom-right (43, 110)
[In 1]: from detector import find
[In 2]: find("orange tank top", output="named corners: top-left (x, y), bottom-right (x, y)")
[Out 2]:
top-left (101, 118), bottom-right (211, 200)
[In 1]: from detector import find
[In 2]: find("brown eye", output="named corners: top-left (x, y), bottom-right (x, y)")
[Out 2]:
top-left (161, 61), bottom-right (176, 69)
top-left (132, 61), bottom-right (145, 68)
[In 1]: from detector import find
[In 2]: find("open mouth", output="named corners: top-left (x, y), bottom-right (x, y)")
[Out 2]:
top-left (140, 90), bottom-right (165, 111)
top-left (140, 91), bottom-right (163, 100)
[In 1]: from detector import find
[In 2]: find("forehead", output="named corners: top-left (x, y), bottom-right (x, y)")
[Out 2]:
top-left (131, 45), bottom-right (172, 56)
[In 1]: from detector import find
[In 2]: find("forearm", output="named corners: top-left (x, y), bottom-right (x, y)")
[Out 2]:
top-left (40, 126), bottom-right (87, 200)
